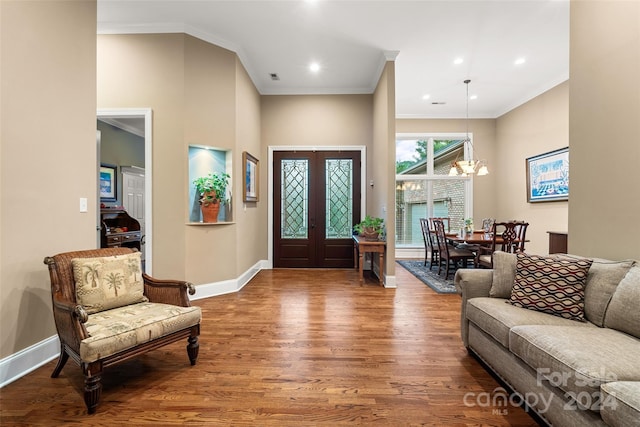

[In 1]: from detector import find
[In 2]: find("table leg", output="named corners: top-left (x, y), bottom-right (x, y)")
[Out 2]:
top-left (358, 252), bottom-right (364, 285)
top-left (379, 252), bottom-right (384, 286)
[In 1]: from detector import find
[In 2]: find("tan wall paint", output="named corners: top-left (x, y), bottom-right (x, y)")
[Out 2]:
top-left (1, 1), bottom-right (97, 358)
top-left (235, 58), bottom-right (267, 271)
top-left (183, 36), bottom-right (239, 284)
top-left (98, 34), bottom-right (187, 278)
top-left (569, 0), bottom-right (640, 260)
top-left (496, 82), bottom-right (569, 255)
top-left (97, 34), bottom-right (262, 285)
top-left (261, 94), bottom-right (373, 148)
top-left (395, 118), bottom-right (497, 233)
top-left (372, 62), bottom-right (396, 277)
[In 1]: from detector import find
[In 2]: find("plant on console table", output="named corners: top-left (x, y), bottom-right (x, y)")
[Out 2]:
top-left (354, 215), bottom-right (385, 241)
top-left (193, 172), bottom-right (230, 223)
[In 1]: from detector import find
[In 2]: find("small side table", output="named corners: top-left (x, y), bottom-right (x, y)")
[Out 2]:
top-left (353, 235), bottom-right (386, 286)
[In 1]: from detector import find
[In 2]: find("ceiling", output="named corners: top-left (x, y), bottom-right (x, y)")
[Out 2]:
top-left (98, 0), bottom-right (569, 119)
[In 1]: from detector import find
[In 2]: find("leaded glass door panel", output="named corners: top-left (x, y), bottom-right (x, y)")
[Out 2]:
top-left (273, 151), bottom-right (361, 268)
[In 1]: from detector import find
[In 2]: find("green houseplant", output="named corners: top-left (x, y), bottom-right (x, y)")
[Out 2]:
top-left (354, 215), bottom-right (385, 241)
top-left (193, 172), bottom-right (230, 223)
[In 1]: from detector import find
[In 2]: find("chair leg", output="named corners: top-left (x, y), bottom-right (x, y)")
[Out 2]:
top-left (187, 333), bottom-right (199, 366)
top-left (51, 345), bottom-right (69, 378)
top-left (82, 361), bottom-right (102, 414)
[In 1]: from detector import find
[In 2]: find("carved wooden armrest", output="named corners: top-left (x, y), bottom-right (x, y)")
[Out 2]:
top-left (142, 273), bottom-right (194, 306)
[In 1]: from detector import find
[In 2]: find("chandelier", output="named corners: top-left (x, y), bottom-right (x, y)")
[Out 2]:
top-left (449, 79), bottom-right (489, 176)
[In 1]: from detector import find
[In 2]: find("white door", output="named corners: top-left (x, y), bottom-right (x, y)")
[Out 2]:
top-left (122, 167), bottom-right (146, 260)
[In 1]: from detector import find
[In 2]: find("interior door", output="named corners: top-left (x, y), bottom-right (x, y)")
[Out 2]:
top-left (122, 168), bottom-right (145, 260)
top-left (273, 151), bottom-right (361, 268)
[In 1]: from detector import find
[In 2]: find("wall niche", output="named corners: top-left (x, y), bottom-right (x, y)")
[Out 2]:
top-left (188, 145), bottom-right (233, 224)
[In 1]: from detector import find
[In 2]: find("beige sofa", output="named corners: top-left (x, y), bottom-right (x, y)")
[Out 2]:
top-left (455, 252), bottom-right (640, 427)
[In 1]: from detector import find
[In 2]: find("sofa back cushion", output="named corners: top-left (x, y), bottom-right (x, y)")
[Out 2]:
top-left (583, 259), bottom-right (635, 326)
top-left (490, 251), bottom-right (518, 298)
top-left (605, 266), bottom-right (640, 339)
top-left (72, 252), bottom-right (147, 314)
top-left (508, 253), bottom-right (593, 321)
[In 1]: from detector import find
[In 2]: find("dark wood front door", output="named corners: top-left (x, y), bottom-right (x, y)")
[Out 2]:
top-left (273, 151), bottom-right (361, 268)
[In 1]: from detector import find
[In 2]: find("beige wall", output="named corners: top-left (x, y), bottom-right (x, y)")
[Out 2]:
top-left (234, 58), bottom-right (267, 272)
top-left (97, 34), bottom-right (265, 285)
top-left (495, 82), bottom-right (569, 255)
top-left (98, 34), bottom-right (187, 278)
top-left (372, 61), bottom-right (397, 277)
top-left (1, 0), bottom-right (97, 358)
top-left (569, 0), bottom-right (640, 260)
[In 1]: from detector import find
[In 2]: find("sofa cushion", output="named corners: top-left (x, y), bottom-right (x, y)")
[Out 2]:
top-left (489, 251), bottom-right (517, 298)
top-left (466, 297), bottom-right (595, 348)
top-left (605, 266), bottom-right (640, 339)
top-left (80, 302), bottom-right (202, 363)
top-left (72, 252), bottom-right (147, 314)
top-left (600, 381), bottom-right (640, 427)
top-left (509, 325), bottom-right (640, 410)
top-left (560, 255), bottom-right (636, 326)
top-left (508, 253), bottom-right (593, 321)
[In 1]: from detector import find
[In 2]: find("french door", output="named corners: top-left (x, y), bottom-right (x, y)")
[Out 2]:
top-left (273, 151), bottom-right (361, 268)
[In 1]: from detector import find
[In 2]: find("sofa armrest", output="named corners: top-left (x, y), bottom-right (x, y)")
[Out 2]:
top-left (142, 273), bottom-right (195, 307)
top-left (454, 268), bottom-right (494, 348)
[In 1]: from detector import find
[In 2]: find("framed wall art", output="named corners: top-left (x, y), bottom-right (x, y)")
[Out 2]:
top-left (243, 151), bottom-right (259, 202)
top-left (526, 147), bottom-right (569, 203)
top-left (99, 163), bottom-right (118, 202)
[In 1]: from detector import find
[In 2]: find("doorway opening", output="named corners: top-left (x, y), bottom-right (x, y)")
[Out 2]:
top-left (97, 108), bottom-right (153, 274)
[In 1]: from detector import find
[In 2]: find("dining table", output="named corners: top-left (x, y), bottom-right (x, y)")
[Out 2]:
top-left (445, 231), bottom-right (527, 247)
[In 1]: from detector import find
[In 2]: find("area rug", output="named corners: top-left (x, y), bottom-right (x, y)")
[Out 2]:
top-left (396, 260), bottom-right (459, 294)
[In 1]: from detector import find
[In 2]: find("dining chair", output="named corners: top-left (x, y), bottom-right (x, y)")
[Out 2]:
top-left (420, 218), bottom-right (439, 269)
top-left (513, 220), bottom-right (529, 252)
top-left (429, 217), bottom-right (451, 233)
top-left (476, 221), bottom-right (527, 268)
top-left (432, 218), bottom-right (476, 279)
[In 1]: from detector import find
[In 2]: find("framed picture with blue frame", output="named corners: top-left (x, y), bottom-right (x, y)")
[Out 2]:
top-left (526, 147), bottom-right (569, 203)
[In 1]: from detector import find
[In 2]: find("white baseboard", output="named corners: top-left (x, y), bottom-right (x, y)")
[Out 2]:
top-left (0, 335), bottom-right (60, 388)
top-left (0, 260), bottom-right (269, 388)
top-left (190, 260), bottom-right (267, 301)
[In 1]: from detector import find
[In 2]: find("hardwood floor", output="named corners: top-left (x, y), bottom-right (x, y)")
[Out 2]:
top-left (0, 264), bottom-right (541, 426)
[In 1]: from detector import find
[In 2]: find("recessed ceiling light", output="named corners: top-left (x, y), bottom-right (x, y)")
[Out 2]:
top-left (470, 95), bottom-right (478, 100)
top-left (515, 57), bottom-right (526, 65)
top-left (422, 94), bottom-right (430, 100)
top-left (309, 62), bottom-right (320, 73)
top-left (454, 57), bottom-right (464, 65)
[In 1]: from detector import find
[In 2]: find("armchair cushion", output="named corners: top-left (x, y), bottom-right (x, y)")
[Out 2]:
top-left (81, 302), bottom-right (202, 363)
top-left (72, 252), bottom-right (147, 314)
top-left (508, 253), bottom-right (592, 321)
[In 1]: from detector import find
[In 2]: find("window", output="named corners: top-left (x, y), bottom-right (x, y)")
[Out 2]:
top-left (395, 135), bottom-right (473, 248)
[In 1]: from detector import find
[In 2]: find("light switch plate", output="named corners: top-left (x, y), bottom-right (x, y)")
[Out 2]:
top-left (79, 197), bottom-right (88, 212)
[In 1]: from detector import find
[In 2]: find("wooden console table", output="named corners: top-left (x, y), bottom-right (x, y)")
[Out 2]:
top-left (353, 235), bottom-right (386, 286)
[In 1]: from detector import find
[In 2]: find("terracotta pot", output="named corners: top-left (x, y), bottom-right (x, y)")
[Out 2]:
top-left (362, 227), bottom-right (379, 241)
top-left (200, 195), bottom-right (221, 223)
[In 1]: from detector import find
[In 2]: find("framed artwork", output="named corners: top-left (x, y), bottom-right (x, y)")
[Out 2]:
top-left (100, 163), bottom-right (118, 202)
top-left (526, 147), bottom-right (569, 203)
top-left (242, 151), bottom-right (259, 202)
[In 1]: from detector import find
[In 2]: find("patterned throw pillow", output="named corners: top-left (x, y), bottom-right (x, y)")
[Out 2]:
top-left (508, 253), bottom-right (593, 321)
top-left (72, 252), bottom-right (147, 314)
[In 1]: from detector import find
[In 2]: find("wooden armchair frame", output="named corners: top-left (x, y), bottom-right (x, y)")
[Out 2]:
top-left (44, 247), bottom-right (200, 414)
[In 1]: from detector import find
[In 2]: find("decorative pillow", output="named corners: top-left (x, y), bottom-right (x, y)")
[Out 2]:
top-left (604, 266), bottom-right (640, 339)
top-left (490, 251), bottom-right (518, 298)
top-left (508, 253), bottom-right (593, 321)
top-left (72, 252), bottom-right (147, 314)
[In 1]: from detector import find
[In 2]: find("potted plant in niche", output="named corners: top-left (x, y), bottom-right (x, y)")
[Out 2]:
top-left (354, 215), bottom-right (385, 241)
top-left (193, 172), bottom-right (230, 223)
